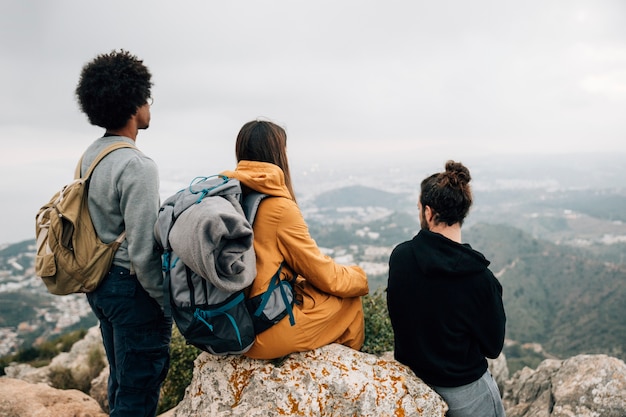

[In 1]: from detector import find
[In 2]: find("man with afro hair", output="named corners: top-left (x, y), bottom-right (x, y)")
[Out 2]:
top-left (75, 49), bottom-right (171, 417)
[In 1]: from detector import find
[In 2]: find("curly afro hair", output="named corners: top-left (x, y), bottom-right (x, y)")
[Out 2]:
top-left (75, 49), bottom-right (152, 130)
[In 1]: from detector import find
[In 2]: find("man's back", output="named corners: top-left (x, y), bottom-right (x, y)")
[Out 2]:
top-left (387, 229), bottom-right (505, 387)
top-left (82, 135), bottom-right (163, 305)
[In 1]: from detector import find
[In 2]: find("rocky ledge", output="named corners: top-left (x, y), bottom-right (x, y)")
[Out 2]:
top-left (503, 353), bottom-right (626, 417)
top-left (172, 343), bottom-right (448, 416)
top-left (1, 326), bottom-right (626, 416)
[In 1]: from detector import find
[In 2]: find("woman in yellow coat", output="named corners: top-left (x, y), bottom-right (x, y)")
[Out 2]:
top-left (221, 120), bottom-right (369, 360)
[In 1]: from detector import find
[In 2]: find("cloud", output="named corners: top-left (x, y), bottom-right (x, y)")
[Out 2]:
top-left (581, 71), bottom-right (626, 99)
top-left (1, 0), bottom-right (626, 243)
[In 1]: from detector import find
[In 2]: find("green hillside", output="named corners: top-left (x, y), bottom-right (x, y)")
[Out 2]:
top-left (313, 185), bottom-right (411, 211)
top-left (539, 190), bottom-right (626, 222)
top-left (465, 223), bottom-right (626, 361)
top-left (0, 239), bottom-right (34, 257)
top-left (0, 292), bottom-right (54, 327)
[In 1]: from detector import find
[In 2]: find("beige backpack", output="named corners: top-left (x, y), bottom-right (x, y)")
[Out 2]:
top-left (35, 142), bottom-right (135, 295)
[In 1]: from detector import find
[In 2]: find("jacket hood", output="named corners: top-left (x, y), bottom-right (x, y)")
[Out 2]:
top-left (411, 229), bottom-right (490, 277)
top-left (221, 160), bottom-right (293, 200)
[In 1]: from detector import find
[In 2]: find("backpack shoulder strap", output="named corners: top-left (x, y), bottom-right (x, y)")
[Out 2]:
top-left (242, 191), bottom-right (297, 329)
top-left (74, 142), bottom-right (137, 179)
top-left (72, 142), bottom-right (136, 254)
top-left (242, 191), bottom-right (269, 225)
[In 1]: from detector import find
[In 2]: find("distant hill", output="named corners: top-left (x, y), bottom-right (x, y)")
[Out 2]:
top-left (538, 190), bottom-right (626, 223)
top-left (0, 239), bottom-right (34, 257)
top-left (313, 185), bottom-right (411, 211)
top-left (465, 223), bottom-right (626, 361)
top-left (468, 188), bottom-right (626, 264)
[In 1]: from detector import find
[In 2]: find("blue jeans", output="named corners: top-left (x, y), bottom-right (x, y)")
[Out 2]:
top-left (87, 265), bottom-right (172, 417)
top-left (432, 370), bottom-right (505, 417)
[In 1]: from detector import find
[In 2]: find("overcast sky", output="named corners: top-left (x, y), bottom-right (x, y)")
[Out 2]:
top-left (2, 0), bottom-right (625, 244)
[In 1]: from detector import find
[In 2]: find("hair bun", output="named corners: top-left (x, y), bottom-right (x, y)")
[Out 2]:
top-left (444, 160), bottom-right (471, 186)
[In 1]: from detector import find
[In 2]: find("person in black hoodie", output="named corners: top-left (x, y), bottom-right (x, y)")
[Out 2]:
top-left (387, 160), bottom-right (506, 417)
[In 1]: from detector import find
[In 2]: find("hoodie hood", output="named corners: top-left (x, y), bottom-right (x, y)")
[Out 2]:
top-left (411, 229), bottom-right (490, 277)
top-left (221, 160), bottom-right (293, 200)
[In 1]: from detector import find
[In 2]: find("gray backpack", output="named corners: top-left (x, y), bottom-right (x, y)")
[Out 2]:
top-left (155, 175), bottom-right (295, 355)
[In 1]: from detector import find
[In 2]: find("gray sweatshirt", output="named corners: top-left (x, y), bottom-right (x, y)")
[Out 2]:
top-left (80, 136), bottom-right (164, 307)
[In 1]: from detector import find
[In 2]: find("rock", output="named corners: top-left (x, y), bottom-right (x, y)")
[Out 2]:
top-left (504, 359), bottom-right (560, 417)
top-left (382, 350), bottom-right (509, 397)
top-left (3, 361), bottom-right (49, 384)
top-left (89, 366), bottom-right (110, 413)
top-left (488, 353), bottom-right (509, 395)
top-left (173, 343), bottom-right (448, 416)
top-left (503, 354), bottom-right (626, 417)
top-left (4, 325), bottom-right (106, 391)
top-left (0, 377), bottom-right (107, 417)
top-left (47, 326), bottom-right (106, 389)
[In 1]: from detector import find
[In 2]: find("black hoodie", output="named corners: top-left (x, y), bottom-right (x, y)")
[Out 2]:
top-left (387, 229), bottom-right (506, 387)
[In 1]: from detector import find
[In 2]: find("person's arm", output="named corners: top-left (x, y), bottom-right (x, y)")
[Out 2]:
top-left (276, 199), bottom-right (369, 298)
top-left (118, 156), bottom-right (164, 305)
top-left (475, 274), bottom-right (506, 358)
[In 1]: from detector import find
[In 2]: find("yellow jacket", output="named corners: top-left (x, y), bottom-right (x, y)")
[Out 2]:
top-left (221, 161), bottom-right (369, 359)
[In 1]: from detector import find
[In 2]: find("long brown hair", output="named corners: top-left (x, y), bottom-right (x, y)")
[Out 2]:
top-left (420, 160), bottom-right (472, 226)
top-left (235, 120), bottom-right (296, 200)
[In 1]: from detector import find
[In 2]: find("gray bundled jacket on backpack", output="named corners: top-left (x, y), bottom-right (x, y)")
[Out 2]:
top-left (155, 176), bottom-right (256, 293)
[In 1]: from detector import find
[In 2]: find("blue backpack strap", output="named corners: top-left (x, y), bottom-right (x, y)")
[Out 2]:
top-left (277, 277), bottom-right (296, 326)
top-left (162, 251), bottom-right (173, 318)
top-left (252, 263), bottom-right (282, 317)
top-left (193, 292), bottom-right (247, 349)
top-left (252, 262), bottom-right (296, 326)
top-left (161, 251), bottom-right (183, 318)
top-left (188, 174), bottom-right (230, 203)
